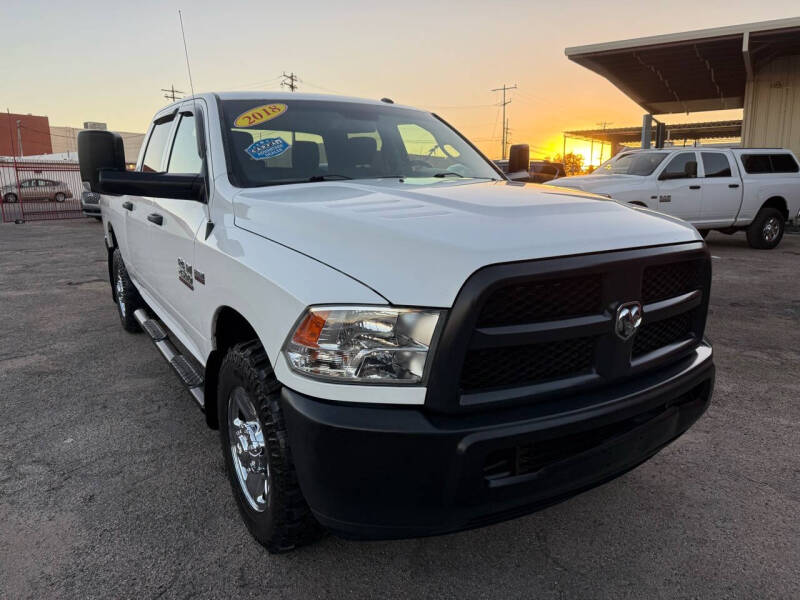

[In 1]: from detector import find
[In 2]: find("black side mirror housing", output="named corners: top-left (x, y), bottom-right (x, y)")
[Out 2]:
top-left (78, 129), bottom-right (203, 201)
top-left (78, 130), bottom-right (125, 192)
top-left (507, 144), bottom-right (531, 182)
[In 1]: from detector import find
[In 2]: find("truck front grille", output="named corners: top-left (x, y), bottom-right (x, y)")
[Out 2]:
top-left (461, 337), bottom-right (596, 392)
top-left (425, 244), bottom-right (711, 412)
top-left (642, 260), bottom-right (702, 303)
top-left (478, 274), bottom-right (602, 327)
top-left (632, 310), bottom-right (696, 358)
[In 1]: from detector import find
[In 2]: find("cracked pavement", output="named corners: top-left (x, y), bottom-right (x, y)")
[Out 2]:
top-left (1, 220), bottom-right (798, 599)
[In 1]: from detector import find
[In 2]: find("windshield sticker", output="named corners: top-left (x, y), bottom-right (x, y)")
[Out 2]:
top-left (245, 137), bottom-right (290, 160)
top-left (234, 103), bottom-right (288, 128)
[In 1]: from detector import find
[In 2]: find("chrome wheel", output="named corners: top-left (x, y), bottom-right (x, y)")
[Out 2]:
top-left (228, 386), bottom-right (269, 512)
top-left (763, 217), bottom-right (781, 242)
top-left (116, 273), bottom-right (126, 318)
top-left (55, 192), bottom-right (66, 203)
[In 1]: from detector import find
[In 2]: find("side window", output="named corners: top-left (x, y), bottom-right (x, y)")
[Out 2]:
top-left (21, 180), bottom-right (31, 188)
top-left (660, 152), bottom-right (697, 180)
top-left (741, 154), bottom-right (771, 174)
top-left (167, 114), bottom-right (202, 174)
top-left (769, 153), bottom-right (799, 173)
top-left (701, 153), bottom-right (732, 178)
top-left (141, 118), bottom-right (174, 173)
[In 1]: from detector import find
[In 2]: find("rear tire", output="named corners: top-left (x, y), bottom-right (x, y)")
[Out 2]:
top-left (218, 341), bottom-right (323, 553)
top-left (746, 207), bottom-right (784, 249)
top-left (54, 192), bottom-right (66, 203)
top-left (112, 249), bottom-right (143, 332)
top-left (3, 193), bottom-right (17, 204)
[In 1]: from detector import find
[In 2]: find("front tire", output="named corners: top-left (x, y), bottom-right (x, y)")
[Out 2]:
top-left (111, 249), bottom-right (143, 332)
top-left (218, 341), bottom-right (322, 552)
top-left (54, 192), bottom-right (66, 203)
top-left (747, 207), bottom-right (784, 249)
top-left (3, 193), bottom-right (17, 204)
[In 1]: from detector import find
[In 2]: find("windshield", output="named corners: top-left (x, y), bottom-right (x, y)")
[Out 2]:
top-left (594, 151), bottom-right (669, 176)
top-left (220, 99), bottom-right (501, 187)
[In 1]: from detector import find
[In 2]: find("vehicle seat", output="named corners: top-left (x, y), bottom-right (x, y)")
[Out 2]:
top-left (231, 130), bottom-right (268, 180)
top-left (346, 137), bottom-right (378, 175)
top-left (292, 141), bottom-right (320, 176)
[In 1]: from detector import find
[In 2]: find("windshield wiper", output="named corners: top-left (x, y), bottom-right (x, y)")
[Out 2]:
top-left (308, 174), bottom-right (352, 182)
top-left (432, 172), bottom-right (464, 178)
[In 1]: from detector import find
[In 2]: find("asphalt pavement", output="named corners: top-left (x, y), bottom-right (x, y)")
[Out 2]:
top-left (1, 220), bottom-right (798, 599)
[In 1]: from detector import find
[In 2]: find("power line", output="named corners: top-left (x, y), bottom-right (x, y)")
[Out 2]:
top-left (161, 85), bottom-right (185, 102)
top-left (281, 72), bottom-right (298, 92)
top-left (490, 83), bottom-right (516, 160)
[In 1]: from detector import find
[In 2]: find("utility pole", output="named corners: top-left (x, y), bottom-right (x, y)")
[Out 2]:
top-left (490, 83), bottom-right (517, 159)
top-left (596, 121), bottom-right (612, 163)
top-left (281, 72), bottom-right (298, 92)
top-left (16, 120), bottom-right (23, 157)
top-left (161, 85), bottom-right (185, 102)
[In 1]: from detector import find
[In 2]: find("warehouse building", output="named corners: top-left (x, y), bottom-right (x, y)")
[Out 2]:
top-left (566, 17), bottom-right (800, 156)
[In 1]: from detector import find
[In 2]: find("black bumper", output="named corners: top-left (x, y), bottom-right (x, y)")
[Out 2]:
top-left (281, 343), bottom-right (714, 540)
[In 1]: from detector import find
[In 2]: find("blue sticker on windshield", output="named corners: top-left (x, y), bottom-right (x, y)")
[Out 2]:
top-left (245, 137), bottom-right (290, 160)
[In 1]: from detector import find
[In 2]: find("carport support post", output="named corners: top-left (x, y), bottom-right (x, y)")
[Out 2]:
top-left (641, 114), bottom-right (652, 149)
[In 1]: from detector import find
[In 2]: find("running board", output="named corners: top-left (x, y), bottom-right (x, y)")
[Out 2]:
top-left (134, 308), bottom-right (205, 410)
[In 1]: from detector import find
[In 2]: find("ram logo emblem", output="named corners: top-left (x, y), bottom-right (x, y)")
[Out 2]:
top-left (615, 301), bottom-right (643, 341)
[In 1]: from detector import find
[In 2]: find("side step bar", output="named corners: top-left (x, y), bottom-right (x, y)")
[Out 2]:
top-left (134, 308), bottom-right (205, 410)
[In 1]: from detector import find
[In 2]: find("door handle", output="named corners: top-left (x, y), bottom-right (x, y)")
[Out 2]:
top-left (728, 183), bottom-right (740, 188)
top-left (122, 201), bottom-right (133, 211)
top-left (689, 185), bottom-right (701, 190)
top-left (147, 213), bottom-right (163, 226)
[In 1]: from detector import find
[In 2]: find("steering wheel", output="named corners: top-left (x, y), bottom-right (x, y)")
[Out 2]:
top-left (409, 159), bottom-right (433, 171)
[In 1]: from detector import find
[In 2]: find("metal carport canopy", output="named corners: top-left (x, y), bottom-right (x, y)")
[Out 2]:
top-left (566, 17), bottom-right (800, 114)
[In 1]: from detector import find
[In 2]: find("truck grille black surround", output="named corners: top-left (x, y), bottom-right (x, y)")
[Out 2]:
top-left (425, 243), bottom-right (711, 413)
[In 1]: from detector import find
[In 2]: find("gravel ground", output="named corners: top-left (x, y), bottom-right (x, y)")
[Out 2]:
top-left (1, 220), bottom-right (798, 599)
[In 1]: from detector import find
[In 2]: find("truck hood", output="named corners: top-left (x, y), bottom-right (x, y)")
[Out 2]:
top-left (545, 174), bottom-right (644, 192)
top-left (233, 179), bottom-right (701, 306)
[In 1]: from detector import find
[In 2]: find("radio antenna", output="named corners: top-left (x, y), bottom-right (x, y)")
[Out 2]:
top-left (178, 10), bottom-right (196, 102)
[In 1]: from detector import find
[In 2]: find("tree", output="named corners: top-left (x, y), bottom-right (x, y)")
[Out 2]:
top-left (553, 152), bottom-right (585, 176)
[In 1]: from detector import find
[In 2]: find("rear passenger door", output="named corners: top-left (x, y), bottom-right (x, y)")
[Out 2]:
top-left (698, 152), bottom-right (741, 226)
top-left (147, 102), bottom-right (209, 348)
top-left (656, 152), bottom-right (701, 222)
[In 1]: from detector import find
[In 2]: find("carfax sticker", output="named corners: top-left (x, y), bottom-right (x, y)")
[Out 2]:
top-left (245, 137), bottom-right (290, 160)
top-left (234, 103), bottom-right (287, 128)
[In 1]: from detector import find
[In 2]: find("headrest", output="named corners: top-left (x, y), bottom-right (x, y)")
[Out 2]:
top-left (684, 160), bottom-right (697, 177)
top-left (231, 131), bottom-right (255, 157)
top-left (293, 141), bottom-right (320, 172)
top-left (348, 137), bottom-right (377, 166)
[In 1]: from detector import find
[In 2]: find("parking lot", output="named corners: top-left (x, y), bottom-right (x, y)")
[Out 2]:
top-left (1, 219), bottom-right (798, 599)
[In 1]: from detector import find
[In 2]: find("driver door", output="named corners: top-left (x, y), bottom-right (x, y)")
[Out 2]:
top-left (147, 102), bottom-right (210, 348)
top-left (656, 151), bottom-right (701, 223)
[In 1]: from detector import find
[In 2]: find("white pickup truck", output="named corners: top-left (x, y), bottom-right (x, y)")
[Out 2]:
top-left (78, 92), bottom-right (715, 552)
top-left (547, 147), bottom-right (800, 249)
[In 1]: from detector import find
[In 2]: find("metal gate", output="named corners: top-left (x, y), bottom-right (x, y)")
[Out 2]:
top-left (0, 159), bottom-right (84, 222)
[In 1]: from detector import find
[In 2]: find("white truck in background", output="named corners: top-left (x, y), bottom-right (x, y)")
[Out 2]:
top-left (547, 148), bottom-right (800, 249)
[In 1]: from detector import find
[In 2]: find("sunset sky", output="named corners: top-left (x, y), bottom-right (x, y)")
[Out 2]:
top-left (3, 1), bottom-right (799, 162)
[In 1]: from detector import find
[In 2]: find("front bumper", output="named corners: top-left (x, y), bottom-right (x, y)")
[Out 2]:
top-left (81, 202), bottom-right (101, 217)
top-left (281, 342), bottom-right (714, 540)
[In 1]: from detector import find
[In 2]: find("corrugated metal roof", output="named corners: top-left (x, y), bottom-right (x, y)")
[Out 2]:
top-left (566, 17), bottom-right (800, 114)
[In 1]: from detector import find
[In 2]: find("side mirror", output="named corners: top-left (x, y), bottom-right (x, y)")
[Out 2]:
top-left (507, 144), bottom-right (531, 181)
top-left (78, 129), bottom-right (203, 201)
top-left (78, 130), bottom-right (125, 192)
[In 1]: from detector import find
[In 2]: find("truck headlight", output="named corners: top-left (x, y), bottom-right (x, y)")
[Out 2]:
top-left (284, 306), bottom-right (442, 383)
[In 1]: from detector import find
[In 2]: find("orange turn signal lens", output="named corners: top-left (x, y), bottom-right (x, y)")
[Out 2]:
top-left (292, 311), bottom-right (329, 347)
